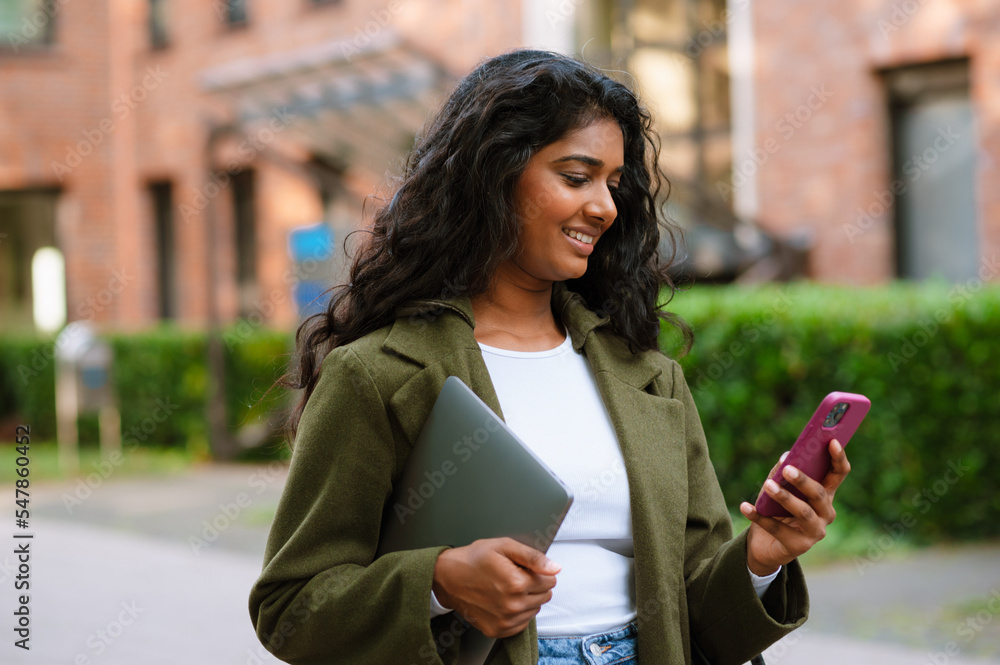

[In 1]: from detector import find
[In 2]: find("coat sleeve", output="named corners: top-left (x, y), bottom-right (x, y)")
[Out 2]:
top-left (248, 346), bottom-right (456, 665)
top-left (670, 360), bottom-right (809, 665)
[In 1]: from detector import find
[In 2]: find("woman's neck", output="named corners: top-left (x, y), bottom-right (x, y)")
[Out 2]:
top-left (470, 271), bottom-right (565, 351)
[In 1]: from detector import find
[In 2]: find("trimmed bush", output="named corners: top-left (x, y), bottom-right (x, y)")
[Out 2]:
top-left (1, 280), bottom-right (997, 541)
top-left (659, 281), bottom-right (1000, 543)
top-left (0, 325), bottom-right (293, 458)
top-left (0, 336), bottom-right (58, 439)
top-left (110, 328), bottom-right (211, 449)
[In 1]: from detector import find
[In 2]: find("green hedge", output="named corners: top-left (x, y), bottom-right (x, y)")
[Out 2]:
top-left (659, 281), bottom-right (1000, 543)
top-left (0, 325), bottom-right (293, 458)
top-left (2, 281), bottom-right (998, 541)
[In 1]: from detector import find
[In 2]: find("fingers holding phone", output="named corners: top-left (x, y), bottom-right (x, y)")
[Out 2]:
top-left (741, 439), bottom-right (855, 573)
top-left (823, 437), bottom-right (852, 494)
top-left (741, 392), bottom-right (868, 573)
top-left (755, 392), bottom-right (869, 518)
top-left (770, 441), bottom-right (845, 525)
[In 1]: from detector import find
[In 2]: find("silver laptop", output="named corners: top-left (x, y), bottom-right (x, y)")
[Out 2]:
top-left (377, 375), bottom-right (574, 664)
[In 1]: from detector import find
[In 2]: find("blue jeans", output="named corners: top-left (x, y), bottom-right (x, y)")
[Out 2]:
top-left (537, 621), bottom-right (638, 665)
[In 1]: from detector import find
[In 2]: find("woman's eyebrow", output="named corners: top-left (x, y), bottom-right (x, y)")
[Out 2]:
top-left (551, 154), bottom-right (625, 172)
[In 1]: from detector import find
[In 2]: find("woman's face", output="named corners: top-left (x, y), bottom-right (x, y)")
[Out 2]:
top-left (508, 117), bottom-right (625, 284)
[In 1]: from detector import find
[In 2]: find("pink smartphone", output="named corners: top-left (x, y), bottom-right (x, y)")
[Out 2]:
top-left (755, 391), bottom-right (871, 518)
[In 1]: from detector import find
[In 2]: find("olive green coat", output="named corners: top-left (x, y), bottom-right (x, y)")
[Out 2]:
top-left (249, 283), bottom-right (808, 665)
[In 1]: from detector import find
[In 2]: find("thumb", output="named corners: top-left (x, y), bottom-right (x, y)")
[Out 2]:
top-left (496, 538), bottom-right (561, 574)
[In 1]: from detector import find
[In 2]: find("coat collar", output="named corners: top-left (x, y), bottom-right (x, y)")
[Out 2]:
top-left (382, 281), bottom-right (660, 392)
top-left (386, 282), bottom-right (605, 358)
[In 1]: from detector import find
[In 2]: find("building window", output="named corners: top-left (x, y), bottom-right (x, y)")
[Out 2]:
top-left (149, 0), bottom-right (168, 49)
top-left (584, 0), bottom-right (733, 223)
top-left (883, 59), bottom-right (978, 281)
top-left (223, 0), bottom-right (248, 27)
top-left (0, 189), bottom-right (60, 331)
top-left (0, 0), bottom-right (57, 51)
top-left (232, 170), bottom-right (257, 317)
top-left (150, 182), bottom-right (176, 319)
top-left (578, 0), bottom-right (741, 279)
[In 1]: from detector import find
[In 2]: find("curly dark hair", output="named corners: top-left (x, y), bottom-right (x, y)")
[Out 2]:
top-left (282, 48), bottom-right (691, 438)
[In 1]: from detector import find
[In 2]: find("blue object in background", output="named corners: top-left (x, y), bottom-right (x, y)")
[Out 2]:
top-left (288, 223), bottom-right (335, 319)
top-left (288, 223), bottom-right (334, 262)
top-left (80, 365), bottom-right (109, 390)
top-left (293, 280), bottom-right (331, 319)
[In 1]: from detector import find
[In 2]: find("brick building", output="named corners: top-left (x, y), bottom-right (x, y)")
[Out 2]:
top-left (743, 0), bottom-right (1000, 284)
top-left (2, 0), bottom-right (997, 334)
top-left (0, 0), bottom-right (527, 332)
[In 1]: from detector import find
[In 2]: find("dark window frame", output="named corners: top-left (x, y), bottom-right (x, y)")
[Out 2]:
top-left (603, 0), bottom-right (734, 221)
top-left (881, 58), bottom-right (976, 281)
top-left (0, 0), bottom-right (59, 53)
top-left (222, 0), bottom-right (249, 28)
top-left (149, 181), bottom-right (176, 320)
top-left (149, 0), bottom-right (169, 50)
top-left (231, 169), bottom-right (257, 317)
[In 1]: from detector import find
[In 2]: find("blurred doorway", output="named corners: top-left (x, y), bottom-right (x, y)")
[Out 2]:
top-left (0, 188), bottom-right (62, 331)
top-left (885, 59), bottom-right (978, 281)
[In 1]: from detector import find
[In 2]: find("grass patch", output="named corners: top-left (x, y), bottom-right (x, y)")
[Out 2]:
top-left (0, 440), bottom-right (198, 484)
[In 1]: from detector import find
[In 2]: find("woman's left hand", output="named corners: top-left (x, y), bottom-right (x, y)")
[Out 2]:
top-left (739, 438), bottom-right (852, 575)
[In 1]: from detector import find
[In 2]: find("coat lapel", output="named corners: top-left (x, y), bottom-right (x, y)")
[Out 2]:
top-left (382, 298), bottom-right (505, 448)
top-left (564, 290), bottom-right (690, 651)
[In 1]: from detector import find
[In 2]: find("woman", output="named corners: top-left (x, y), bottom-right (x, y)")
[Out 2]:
top-left (249, 49), bottom-right (849, 665)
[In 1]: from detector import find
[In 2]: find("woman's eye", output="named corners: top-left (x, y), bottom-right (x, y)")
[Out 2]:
top-left (562, 174), bottom-right (588, 186)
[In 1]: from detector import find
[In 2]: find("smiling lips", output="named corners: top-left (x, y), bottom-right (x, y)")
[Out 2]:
top-left (562, 228), bottom-right (595, 244)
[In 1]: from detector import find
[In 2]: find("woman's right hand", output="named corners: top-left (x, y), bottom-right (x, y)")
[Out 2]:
top-left (431, 537), bottom-right (560, 639)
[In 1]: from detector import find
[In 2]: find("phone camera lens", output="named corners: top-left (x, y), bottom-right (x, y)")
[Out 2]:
top-left (823, 402), bottom-right (850, 428)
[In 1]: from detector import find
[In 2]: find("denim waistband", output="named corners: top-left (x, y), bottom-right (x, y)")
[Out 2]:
top-left (537, 621), bottom-right (638, 665)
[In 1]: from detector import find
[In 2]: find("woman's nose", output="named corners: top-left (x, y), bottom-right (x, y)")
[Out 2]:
top-left (585, 185), bottom-right (618, 228)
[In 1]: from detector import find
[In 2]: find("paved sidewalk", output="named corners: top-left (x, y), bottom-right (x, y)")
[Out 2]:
top-left (1, 518), bottom-right (280, 665)
top-left (2, 463), bottom-right (998, 664)
top-left (802, 542), bottom-right (1000, 661)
